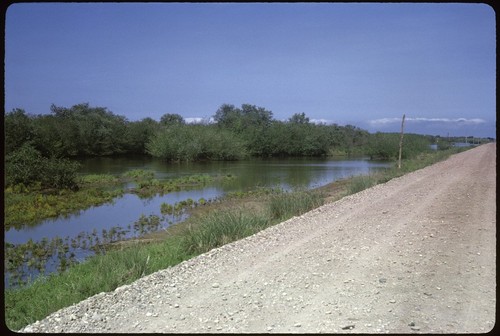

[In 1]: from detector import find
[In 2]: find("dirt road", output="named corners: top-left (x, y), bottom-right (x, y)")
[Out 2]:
top-left (21, 143), bottom-right (496, 333)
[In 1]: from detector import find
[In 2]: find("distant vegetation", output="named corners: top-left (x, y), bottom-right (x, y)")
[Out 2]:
top-left (4, 102), bottom-right (493, 190)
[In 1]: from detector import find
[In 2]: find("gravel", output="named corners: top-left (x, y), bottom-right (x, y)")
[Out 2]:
top-left (18, 143), bottom-right (496, 333)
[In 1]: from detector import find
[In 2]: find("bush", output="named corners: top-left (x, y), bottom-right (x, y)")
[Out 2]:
top-left (146, 124), bottom-right (247, 161)
top-left (5, 144), bottom-right (80, 190)
top-left (368, 133), bottom-right (431, 160)
top-left (4, 144), bottom-right (43, 187)
top-left (40, 158), bottom-right (81, 190)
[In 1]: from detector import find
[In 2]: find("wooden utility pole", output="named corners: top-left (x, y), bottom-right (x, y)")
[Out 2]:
top-left (398, 114), bottom-right (406, 169)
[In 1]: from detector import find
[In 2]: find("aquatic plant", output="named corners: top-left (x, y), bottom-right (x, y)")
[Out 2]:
top-left (78, 174), bottom-right (120, 185)
top-left (122, 169), bottom-right (155, 180)
top-left (4, 188), bottom-right (124, 230)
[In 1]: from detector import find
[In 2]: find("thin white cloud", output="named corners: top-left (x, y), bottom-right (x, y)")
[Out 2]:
top-left (310, 118), bottom-right (335, 125)
top-left (368, 118), bottom-right (402, 125)
top-left (369, 117), bottom-right (486, 126)
top-left (185, 117), bottom-right (214, 124)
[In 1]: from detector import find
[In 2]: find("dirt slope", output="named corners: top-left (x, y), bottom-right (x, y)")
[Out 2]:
top-left (20, 143), bottom-right (496, 333)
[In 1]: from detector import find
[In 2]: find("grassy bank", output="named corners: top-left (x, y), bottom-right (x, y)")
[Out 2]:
top-left (4, 171), bottom-right (233, 230)
top-left (4, 147), bottom-right (467, 331)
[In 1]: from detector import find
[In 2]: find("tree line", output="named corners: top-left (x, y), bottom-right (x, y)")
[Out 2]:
top-left (4, 103), bottom-right (374, 160)
top-left (4, 102), bottom-right (437, 189)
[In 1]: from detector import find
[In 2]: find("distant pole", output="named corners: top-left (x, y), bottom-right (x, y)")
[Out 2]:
top-left (398, 114), bottom-right (406, 169)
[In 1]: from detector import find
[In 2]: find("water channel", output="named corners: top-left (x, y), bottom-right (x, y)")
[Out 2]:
top-left (5, 156), bottom-right (392, 287)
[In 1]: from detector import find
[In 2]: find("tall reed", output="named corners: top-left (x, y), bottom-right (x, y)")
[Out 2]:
top-left (181, 210), bottom-right (270, 255)
top-left (268, 190), bottom-right (324, 220)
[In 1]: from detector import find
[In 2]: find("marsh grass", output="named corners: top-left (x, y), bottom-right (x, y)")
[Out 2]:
top-left (347, 175), bottom-right (377, 194)
top-left (268, 189), bottom-right (324, 220)
top-left (4, 237), bottom-right (188, 331)
top-left (181, 210), bottom-right (270, 255)
top-left (4, 188), bottom-right (124, 230)
top-left (78, 174), bottom-right (120, 185)
top-left (4, 172), bottom-right (231, 229)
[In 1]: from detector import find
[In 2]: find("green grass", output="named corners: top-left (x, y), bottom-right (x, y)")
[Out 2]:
top-left (4, 237), bottom-right (189, 331)
top-left (4, 146), bottom-right (470, 331)
top-left (181, 209), bottom-right (270, 255)
top-left (77, 174), bottom-right (120, 185)
top-left (3, 188), bottom-right (124, 230)
top-left (347, 175), bottom-right (378, 194)
top-left (268, 189), bottom-right (324, 220)
top-left (3, 172), bottom-right (233, 229)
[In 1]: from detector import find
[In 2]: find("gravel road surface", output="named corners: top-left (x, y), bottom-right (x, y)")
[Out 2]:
top-left (20, 143), bottom-right (496, 333)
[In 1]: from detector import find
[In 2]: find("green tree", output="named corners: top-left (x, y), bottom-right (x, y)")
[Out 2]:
top-left (213, 104), bottom-right (240, 129)
top-left (146, 124), bottom-right (246, 161)
top-left (125, 118), bottom-right (159, 154)
top-left (367, 132), bottom-right (400, 160)
top-left (45, 103), bottom-right (128, 156)
top-left (33, 114), bottom-right (80, 157)
top-left (5, 144), bottom-right (80, 190)
top-left (4, 108), bottom-right (35, 155)
top-left (289, 112), bottom-right (310, 124)
top-left (240, 104), bottom-right (273, 128)
top-left (4, 144), bottom-right (43, 187)
top-left (160, 113), bottom-right (185, 126)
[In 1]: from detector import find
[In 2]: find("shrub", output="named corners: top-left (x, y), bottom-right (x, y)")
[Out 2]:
top-left (4, 144), bottom-right (43, 187)
top-left (5, 144), bottom-right (80, 190)
top-left (146, 124), bottom-right (247, 161)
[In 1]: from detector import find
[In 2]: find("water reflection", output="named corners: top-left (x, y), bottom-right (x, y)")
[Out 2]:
top-left (5, 188), bottom-right (223, 245)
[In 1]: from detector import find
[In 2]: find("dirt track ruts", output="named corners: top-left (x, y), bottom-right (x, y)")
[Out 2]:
top-left (20, 143), bottom-right (496, 333)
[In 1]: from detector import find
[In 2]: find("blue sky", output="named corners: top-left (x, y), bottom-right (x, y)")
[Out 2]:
top-left (5, 3), bottom-right (496, 138)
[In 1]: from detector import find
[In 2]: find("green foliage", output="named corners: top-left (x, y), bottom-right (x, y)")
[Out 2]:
top-left (181, 210), bottom-right (270, 255)
top-left (122, 169), bottom-right (155, 180)
top-left (4, 144), bottom-right (43, 187)
top-left (4, 108), bottom-right (35, 155)
top-left (78, 174), bottom-right (120, 186)
top-left (146, 124), bottom-right (247, 161)
top-left (348, 175), bottom-right (377, 194)
top-left (52, 103), bottom-right (129, 156)
top-left (214, 103), bottom-right (273, 132)
top-left (4, 236), bottom-right (188, 331)
top-left (4, 188), bottom-right (123, 230)
top-left (268, 189), bottom-right (324, 220)
top-left (160, 113), bottom-right (185, 126)
top-left (5, 103), bottom-right (494, 164)
top-left (367, 132), bottom-right (400, 160)
top-left (5, 144), bottom-right (80, 190)
top-left (124, 118), bottom-right (159, 154)
top-left (6, 103), bottom-right (130, 158)
top-left (258, 121), bottom-right (332, 157)
top-left (289, 112), bottom-right (310, 124)
top-left (367, 132), bottom-right (432, 161)
top-left (401, 134), bottom-right (433, 158)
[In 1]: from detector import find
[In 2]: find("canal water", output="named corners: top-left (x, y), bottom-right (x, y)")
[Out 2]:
top-left (4, 156), bottom-right (392, 287)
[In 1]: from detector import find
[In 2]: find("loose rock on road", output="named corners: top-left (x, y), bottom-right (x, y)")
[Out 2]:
top-left (20, 143), bottom-right (496, 333)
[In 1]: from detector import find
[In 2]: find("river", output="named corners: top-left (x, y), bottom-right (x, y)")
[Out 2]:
top-left (4, 156), bottom-right (391, 287)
